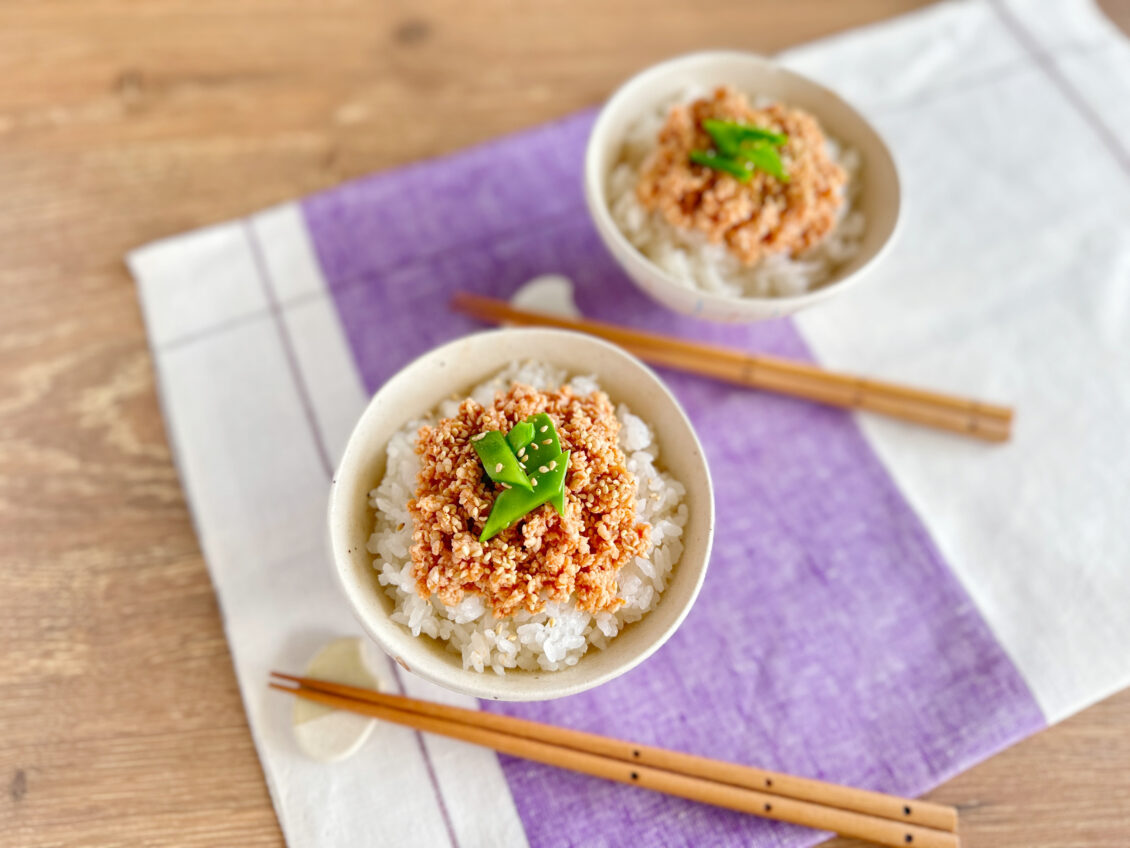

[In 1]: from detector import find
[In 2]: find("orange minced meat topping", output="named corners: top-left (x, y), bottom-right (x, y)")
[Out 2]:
top-left (636, 86), bottom-right (847, 266)
top-left (408, 383), bottom-right (650, 619)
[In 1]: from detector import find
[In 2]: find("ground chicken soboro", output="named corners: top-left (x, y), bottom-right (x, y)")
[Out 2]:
top-left (636, 86), bottom-right (847, 266)
top-left (408, 383), bottom-right (650, 619)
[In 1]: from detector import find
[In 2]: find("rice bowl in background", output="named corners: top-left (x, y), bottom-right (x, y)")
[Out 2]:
top-left (585, 50), bottom-right (901, 322)
top-left (609, 87), bottom-right (864, 299)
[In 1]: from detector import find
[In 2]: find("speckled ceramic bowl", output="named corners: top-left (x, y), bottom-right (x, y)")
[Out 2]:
top-left (584, 50), bottom-right (901, 322)
top-left (328, 329), bottom-right (714, 701)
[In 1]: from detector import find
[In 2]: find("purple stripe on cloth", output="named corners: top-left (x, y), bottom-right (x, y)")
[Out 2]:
top-left (303, 112), bottom-right (1044, 847)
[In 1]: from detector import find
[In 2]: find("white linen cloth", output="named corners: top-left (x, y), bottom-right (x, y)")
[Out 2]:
top-left (127, 1), bottom-right (1130, 844)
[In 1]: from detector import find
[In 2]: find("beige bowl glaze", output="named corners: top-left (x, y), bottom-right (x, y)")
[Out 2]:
top-left (584, 50), bottom-right (901, 323)
top-left (328, 329), bottom-right (714, 701)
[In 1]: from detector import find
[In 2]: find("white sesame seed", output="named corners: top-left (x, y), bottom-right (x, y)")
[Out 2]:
top-left (549, 461), bottom-right (557, 470)
top-left (540, 425), bottom-right (548, 432)
top-left (531, 478), bottom-right (538, 486)
top-left (538, 465), bottom-right (548, 473)
top-left (548, 617), bottom-right (556, 626)
top-left (517, 447), bottom-right (525, 457)
top-left (494, 463), bottom-right (503, 473)
top-left (529, 443), bottom-right (538, 450)
top-left (471, 432), bottom-right (486, 441)
top-left (542, 439), bottom-right (551, 445)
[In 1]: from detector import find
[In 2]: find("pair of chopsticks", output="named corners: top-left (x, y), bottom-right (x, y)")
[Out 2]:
top-left (450, 292), bottom-right (1013, 443)
top-left (271, 672), bottom-right (960, 847)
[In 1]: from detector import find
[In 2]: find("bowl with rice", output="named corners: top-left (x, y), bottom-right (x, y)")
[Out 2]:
top-left (329, 329), bottom-right (714, 700)
top-left (584, 50), bottom-right (901, 322)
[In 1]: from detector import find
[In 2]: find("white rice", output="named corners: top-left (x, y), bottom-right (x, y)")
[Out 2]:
top-left (367, 361), bottom-right (689, 675)
top-left (607, 89), bottom-right (865, 299)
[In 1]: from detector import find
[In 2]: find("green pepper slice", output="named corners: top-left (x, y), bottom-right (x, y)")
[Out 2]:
top-left (505, 421), bottom-right (535, 453)
top-left (471, 431), bottom-right (532, 491)
top-left (480, 451), bottom-right (570, 542)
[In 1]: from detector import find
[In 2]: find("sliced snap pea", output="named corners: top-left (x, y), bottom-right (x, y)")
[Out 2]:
top-left (480, 450), bottom-right (570, 542)
top-left (472, 431), bottom-right (532, 491)
top-left (703, 118), bottom-right (788, 152)
top-left (506, 421), bottom-right (535, 453)
top-left (526, 414), bottom-right (564, 515)
top-left (550, 461), bottom-right (566, 516)
top-left (689, 149), bottom-right (751, 182)
top-left (739, 140), bottom-right (789, 182)
top-left (521, 413), bottom-right (560, 467)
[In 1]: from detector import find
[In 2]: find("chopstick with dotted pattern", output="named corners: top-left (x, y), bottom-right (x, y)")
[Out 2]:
top-left (270, 672), bottom-right (959, 847)
top-left (450, 291), bottom-right (1012, 443)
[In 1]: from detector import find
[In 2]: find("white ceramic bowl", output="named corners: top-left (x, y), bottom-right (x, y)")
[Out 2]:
top-left (584, 50), bottom-right (901, 322)
top-left (329, 329), bottom-right (714, 701)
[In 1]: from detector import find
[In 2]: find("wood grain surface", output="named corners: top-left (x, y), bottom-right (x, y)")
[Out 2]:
top-left (1, 2), bottom-right (1128, 846)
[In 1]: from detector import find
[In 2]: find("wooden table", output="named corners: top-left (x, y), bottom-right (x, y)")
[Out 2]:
top-left (2, 2), bottom-right (1128, 845)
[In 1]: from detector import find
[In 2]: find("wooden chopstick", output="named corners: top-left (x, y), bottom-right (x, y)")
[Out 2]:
top-left (450, 291), bottom-right (1012, 442)
top-left (270, 672), bottom-right (959, 848)
top-left (273, 671), bottom-right (954, 831)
